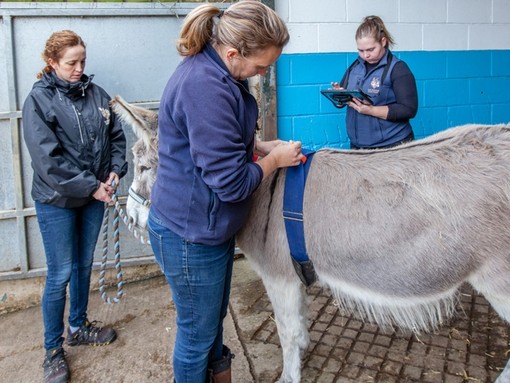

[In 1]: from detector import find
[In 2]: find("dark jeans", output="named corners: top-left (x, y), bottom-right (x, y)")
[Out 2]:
top-left (36, 200), bottom-right (104, 351)
top-left (148, 209), bottom-right (234, 383)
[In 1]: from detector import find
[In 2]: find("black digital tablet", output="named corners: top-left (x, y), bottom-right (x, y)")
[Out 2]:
top-left (320, 89), bottom-right (373, 108)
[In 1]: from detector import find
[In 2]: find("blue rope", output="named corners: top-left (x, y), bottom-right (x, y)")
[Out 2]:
top-left (114, 194), bottom-right (151, 246)
top-left (98, 181), bottom-right (124, 304)
top-left (98, 180), bottom-right (153, 304)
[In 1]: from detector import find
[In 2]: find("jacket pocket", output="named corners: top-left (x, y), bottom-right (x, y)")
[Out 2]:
top-left (207, 191), bottom-right (219, 231)
top-left (32, 180), bottom-right (61, 204)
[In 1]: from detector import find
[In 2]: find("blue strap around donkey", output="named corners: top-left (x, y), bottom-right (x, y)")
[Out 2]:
top-left (283, 149), bottom-right (317, 286)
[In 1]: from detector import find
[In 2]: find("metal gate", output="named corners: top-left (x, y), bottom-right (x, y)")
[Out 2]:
top-left (0, 2), bottom-right (234, 281)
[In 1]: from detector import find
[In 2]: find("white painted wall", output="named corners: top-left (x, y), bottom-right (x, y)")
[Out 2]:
top-left (275, 0), bottom-right (510, 53)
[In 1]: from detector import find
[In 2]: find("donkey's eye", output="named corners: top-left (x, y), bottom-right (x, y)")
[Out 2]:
top-left (140, 166), bottom-right (151, 172)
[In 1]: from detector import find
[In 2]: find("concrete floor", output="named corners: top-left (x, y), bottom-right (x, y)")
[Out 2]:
top-left (1, 256), bottom-right (509, 382)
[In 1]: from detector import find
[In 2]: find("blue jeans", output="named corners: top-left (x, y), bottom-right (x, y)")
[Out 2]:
top-left (148, 209), bottom-right (234, 383)
top-left (35, 200), bottom-right (105, 351)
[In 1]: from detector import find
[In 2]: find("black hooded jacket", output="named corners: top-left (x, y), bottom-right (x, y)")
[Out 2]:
top-left (22, 72), bottom-right (128, 208)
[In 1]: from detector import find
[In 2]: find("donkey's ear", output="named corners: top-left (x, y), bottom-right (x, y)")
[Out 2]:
top-left (110, 95), bottom-right (158, 140)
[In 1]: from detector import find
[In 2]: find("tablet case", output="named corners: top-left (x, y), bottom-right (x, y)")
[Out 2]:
top-left (321, 89), bottom-right (373, 108)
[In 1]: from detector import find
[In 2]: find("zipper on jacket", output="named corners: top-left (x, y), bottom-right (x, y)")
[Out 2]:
top-left (72, 104), bottom-right (85, 144)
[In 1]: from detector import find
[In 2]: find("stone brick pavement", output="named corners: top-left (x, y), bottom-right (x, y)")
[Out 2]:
top-left (230, 257), bottom-right (510, 383)
top-left (1, 255), bottom-right (509, 382)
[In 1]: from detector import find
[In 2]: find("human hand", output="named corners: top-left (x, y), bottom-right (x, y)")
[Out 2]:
top-left (92, 181), bottom-right (114, 203)
top-left (106, 172), bottom-right (119, 189)
top-left (331, 82), bottom-right (342, 90)
top-left (256, 139), bottom-right (284, 157)
top-left (270, 140), bottom-right (305, 168)
top-left (347, 97), bottom-right (372, 114)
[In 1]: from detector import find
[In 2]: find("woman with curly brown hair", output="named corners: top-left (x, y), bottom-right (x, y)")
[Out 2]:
top-left (22, 30), bottom-right (127, 383)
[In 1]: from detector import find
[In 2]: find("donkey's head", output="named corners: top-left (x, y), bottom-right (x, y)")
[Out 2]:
top-left (110, 96), bottom-right (158, 229)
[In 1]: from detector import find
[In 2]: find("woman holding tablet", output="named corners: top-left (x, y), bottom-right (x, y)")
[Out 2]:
top-left (337, 16), bottom-right (418, 149)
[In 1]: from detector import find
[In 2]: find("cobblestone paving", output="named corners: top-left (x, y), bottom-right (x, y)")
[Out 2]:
top-left (234, 262), bottom-right (510, 383)
top-left (2, 257), bottom-right (509, 382)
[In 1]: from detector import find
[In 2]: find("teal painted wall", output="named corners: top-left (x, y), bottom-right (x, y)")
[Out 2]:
top-left (276, 50), bottom-right (510, 149)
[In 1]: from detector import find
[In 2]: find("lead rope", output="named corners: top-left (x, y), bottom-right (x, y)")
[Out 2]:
top-left (98, 181), bottom-right (151, 304)
top-left (114, 190), bottom-right (151, 246)
top-left (98, 182), bottom-right (123, 304)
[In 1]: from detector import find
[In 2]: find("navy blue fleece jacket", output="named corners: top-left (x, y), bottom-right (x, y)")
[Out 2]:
top-left (151, 44), bottom-right (263, 245)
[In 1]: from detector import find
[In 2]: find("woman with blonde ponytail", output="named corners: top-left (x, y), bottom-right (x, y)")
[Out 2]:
top-left (148, 1), bottom-right (303, 382)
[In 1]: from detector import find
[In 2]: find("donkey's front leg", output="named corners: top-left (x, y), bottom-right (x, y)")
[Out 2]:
top-left (495, 358), bottom-right (510, 383)
top-left (262, 276), bottom-right (309, 383)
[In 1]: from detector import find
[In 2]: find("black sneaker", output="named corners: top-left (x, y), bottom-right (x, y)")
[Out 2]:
top-left (42, 347), bottom-right (69, 383)
top-left (66, 320), bottom-right (117, 346)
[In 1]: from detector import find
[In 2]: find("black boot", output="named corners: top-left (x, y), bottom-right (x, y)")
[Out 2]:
top-left (42, 347), bottom-right (69, 383)
top-left (208, 345), bottom-right (235, 383)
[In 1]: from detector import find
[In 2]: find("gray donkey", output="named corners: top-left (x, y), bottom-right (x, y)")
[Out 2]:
top-left (111, 95), bottom-right (510, 383)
